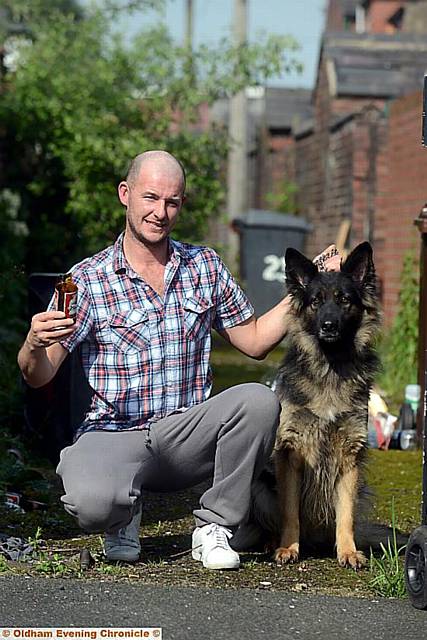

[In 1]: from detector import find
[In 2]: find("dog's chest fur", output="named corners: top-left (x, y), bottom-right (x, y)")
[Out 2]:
top-left (274, 328), bottom-right (371, 472)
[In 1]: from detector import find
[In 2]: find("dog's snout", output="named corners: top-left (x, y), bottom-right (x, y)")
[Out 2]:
top-left (321, 320), bottom-right (337, 332)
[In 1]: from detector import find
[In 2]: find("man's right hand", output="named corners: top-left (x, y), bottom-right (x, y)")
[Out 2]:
top-left (26, 311), bottom-right (76, 349)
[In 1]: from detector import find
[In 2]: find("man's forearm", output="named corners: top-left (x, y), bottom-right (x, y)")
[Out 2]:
top-left (18, 340), bottom-right (56, 388)
top-left (17, 311), bottom-right (74, 387)
top-left (251, 295), bottom-right (292, 359)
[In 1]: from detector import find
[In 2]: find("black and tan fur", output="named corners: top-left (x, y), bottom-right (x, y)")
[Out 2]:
top-left (273, 241), bottom-right (380, 569)
top-left (231, 242), bottom-right (395, 568)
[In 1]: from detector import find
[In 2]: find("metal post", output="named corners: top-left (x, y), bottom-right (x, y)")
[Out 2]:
top-left (184, 0), bottom-right (193, 50)
top-left (226, 0), bottom-right (248, 271)
top-left (414, 205), bottom-right (427, 441)
top-left (423, 360), bottom-right (427, 525)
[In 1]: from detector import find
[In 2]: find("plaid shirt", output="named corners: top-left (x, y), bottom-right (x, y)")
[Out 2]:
top-left (49, 234), bottom-right (254, 440)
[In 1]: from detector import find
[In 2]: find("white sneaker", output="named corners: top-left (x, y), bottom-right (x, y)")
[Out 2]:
top-left (192, 523), bottom-right (240, 570)
top-left (104, 507), bottom-right (142, 562)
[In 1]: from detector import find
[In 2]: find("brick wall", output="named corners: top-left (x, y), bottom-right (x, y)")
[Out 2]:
top-left (351, 107), bottom-right (388, 247)
top-left (295, 84), bottom-right (425, 325)
top-left (374, 90), bottom-right (427, 324)
top-left (365, 0), bottom-right (404, 33)
top-left (295, 130), bottom-right (318, 256)
top-left (296, 53), bottom-right (388, 260)
top-left (326, 0), bottom-right (346, 31)
top-left (256, 131), bottom-right (295, 210)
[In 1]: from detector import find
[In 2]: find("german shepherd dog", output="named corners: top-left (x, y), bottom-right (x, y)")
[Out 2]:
top-left (232, 242), bottom-right (397, 568)
top-left (273, 241), bottom-right (380, 569)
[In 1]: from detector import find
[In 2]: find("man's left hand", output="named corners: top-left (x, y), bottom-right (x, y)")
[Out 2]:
top-left (313, 244), bottom-right (341, 272)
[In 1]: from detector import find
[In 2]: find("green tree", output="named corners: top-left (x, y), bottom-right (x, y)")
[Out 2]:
top-left (1, 2), bottom-right (300, 269)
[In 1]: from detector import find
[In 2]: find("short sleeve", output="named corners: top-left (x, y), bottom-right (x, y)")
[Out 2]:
top-left (47, 268), bottom-right (94, 353)
top-left (212, 253), bottom-right (254, 331)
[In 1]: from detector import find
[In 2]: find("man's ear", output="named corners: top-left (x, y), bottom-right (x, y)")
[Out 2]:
top-left (118, 181), bottom-right (130, 207)
top-left (341, 242), bottom-right (374, 284)
top-left (285, 247), bottom-right (318, 288)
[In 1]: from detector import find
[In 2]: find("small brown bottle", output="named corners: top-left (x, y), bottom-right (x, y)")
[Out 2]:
top-left (55, 273), bottom-right (78, 322)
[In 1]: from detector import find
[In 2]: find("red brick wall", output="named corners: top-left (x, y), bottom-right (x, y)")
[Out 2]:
top-left (326, 0), bottom-right (346, 31)
top-left (295, 130), bottom-right (318, 257)
top-left (292, 55), bottom-right (426, 326)
top-left (295, 119), bottom-right (354, 260)
top-left (256, 132), bottom-right (296, 209)
top-left (374, 90), bottom-right (427, 324)
top-left (366, 0), bottom-right (404, 33)
top-left (325, 119), bottom-right (354, 235)
top-left (297, 55), bottom-right (388, 260)
top-left (351, 107), bottom-right (388, 246)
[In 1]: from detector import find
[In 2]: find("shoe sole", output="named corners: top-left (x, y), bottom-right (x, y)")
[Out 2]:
top-left (105, 551), bottom-right (140, 562)
top-left (192, 547), bottom-right (239, 570)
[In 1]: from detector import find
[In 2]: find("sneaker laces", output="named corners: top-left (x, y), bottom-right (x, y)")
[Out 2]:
top-left (205, 524), bottom-right (233, 549)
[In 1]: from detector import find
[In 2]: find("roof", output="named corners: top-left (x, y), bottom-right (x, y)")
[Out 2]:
top-left (341, 0), bottom-right (360, 14)
top-left (322, 31), bottom-right (427, 98)
top-left (233, 209), bottom-right (312, 231)
top-left (210, 87), bottom-right (313, 134)
top-left (264, 87), bottom-right (313, 130)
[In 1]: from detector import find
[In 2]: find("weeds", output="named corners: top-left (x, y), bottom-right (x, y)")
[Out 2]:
top-left (27, 526), bottom-right (73, 577)
top-left (96, 563), bottom-right (125, 576)
top-left (27, 526), bottom-right (44, 556)
top-left (369, 500), bottom-right (407, 598)
top-left (35, 553), bottom-right (71, 577)
top-left (0, 554), bottom-right (10, 573)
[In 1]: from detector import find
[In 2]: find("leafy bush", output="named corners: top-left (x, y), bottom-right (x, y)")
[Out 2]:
top-left (379, 251), bottom-right (419, 407)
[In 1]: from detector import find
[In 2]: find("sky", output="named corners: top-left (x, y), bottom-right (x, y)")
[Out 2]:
top-left (117, 0), bottom-right (328, 89)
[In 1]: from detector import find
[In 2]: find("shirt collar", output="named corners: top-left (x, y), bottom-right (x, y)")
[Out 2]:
top-left (112, 233), bottom-right (184, 275)
top-left (112, 233), bottom-right (128, 274)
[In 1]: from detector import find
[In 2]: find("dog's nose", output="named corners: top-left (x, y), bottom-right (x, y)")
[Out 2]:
top-left (322, 320), bottom-right (337, 333)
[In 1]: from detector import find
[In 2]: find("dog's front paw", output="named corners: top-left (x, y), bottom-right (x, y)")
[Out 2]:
top-left (274, 544), bottom-right (299, 565)
top-left (337, 549), bottom-right (367, 570)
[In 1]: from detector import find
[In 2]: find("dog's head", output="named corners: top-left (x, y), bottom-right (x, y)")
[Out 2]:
top-left (285, 242), bottom-right (377, 345)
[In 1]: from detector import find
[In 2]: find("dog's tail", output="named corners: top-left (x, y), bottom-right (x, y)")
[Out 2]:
top-left (354, 521), bottom-right (408, 553)
top-left (354, 486), bottom-right (408, 553)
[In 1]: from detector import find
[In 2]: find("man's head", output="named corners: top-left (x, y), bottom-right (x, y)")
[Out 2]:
top-left (118, 150), bottom-right (186, 248)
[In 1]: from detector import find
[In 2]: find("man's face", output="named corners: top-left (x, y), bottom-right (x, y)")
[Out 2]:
top-left (118, 163), bottom-right (185, 247)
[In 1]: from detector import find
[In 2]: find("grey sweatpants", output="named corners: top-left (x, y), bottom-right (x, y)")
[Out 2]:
top-left (56, 383), bottom-right (280, 534)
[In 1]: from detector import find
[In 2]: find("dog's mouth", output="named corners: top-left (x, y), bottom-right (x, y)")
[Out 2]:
top-left (318, 330), bottom-right (341, 343)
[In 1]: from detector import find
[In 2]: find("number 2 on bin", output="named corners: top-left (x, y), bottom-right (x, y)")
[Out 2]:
top-left (262, 254), bottom-right (285, 283)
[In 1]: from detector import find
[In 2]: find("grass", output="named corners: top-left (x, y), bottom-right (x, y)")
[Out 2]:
top-left (0, 344), bottom-right (422, 598)
top-left (369, 500), bottom-right (407, 598)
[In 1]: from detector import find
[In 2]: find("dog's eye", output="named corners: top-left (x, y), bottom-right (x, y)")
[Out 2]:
top-left (310, 297), bottom-right (320, 308)
top-left (339, 295), bottom-right (351, 306)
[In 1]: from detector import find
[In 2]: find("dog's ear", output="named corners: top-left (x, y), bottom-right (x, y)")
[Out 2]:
top-left (285, 247), bottom-right (318, 288)
top-left (341, 242), bottom-right (374, 284)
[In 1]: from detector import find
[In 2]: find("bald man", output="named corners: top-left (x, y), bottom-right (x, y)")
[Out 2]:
top-left (18, 150), bottom-right (339, 570)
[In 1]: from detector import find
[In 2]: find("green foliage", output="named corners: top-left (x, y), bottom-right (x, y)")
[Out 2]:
top-left (27, 526), bottom-right (74, 576)
top-left (379, 251), bottom-right (419, 406)
top-left (0, 555), bottom-right (10, 573)
top-left (369, 500), bottom-right (407, 598)
top-left (265, 180), bottom-right (299, 214)
top-left (0, 191), bottom-right (27, 427)
top-left (27, 526), bottom-right (44, 555)
top-left (1, 2), bottom-right (301, 267)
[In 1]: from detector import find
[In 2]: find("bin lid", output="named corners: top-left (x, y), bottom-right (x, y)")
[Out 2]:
top-left (233, 209), bottom-right (312, 231)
